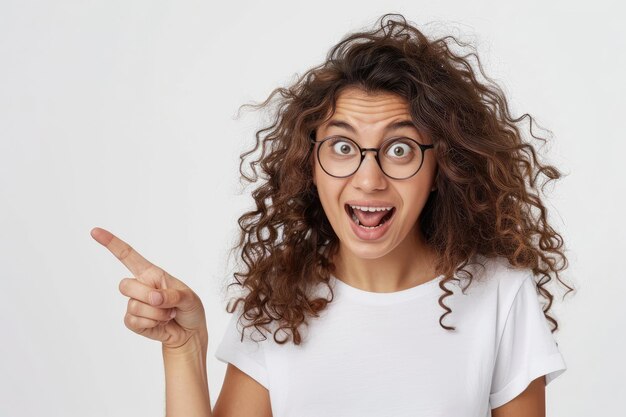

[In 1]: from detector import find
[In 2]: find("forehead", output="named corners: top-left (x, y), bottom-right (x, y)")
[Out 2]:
top-left (319, 87), bottom-right (413, 132)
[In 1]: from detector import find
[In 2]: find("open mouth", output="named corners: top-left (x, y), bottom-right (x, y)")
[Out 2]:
top-left (344, 204), bottom-right (396, 229)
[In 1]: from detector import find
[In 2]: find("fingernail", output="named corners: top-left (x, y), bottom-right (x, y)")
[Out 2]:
top-left (170, 309), bottom-right (177, 319)
top-left (150, 291), bottom-right (163, 305)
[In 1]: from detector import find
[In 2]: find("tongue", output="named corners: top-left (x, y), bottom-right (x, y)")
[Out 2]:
top-left (354, 209), bottom-right (389, 227)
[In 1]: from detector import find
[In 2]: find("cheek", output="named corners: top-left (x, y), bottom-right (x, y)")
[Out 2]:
top-left (313, 175), bottom-right (343, 216)
top-left (400, 182), bottom-right (432, 217)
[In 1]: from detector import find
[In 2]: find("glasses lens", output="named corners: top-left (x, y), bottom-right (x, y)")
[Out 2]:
top-left (318, 137), bottom-right (361, 177)
top-left (317, 137), bottom-right (424, 178)
top-left (379, 138), bottom-right (423, 179)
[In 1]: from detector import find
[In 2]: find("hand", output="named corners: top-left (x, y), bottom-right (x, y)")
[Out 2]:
top-left (91, 227), bottom-right (208, 350)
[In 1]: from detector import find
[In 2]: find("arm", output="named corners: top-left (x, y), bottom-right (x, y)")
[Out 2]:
top-left (491, 376), bottom-right (546, 417)
top-left (162, 331), bottom-right (212, 417)
top-left (162, 331), bottom-right (273, 417)
top-left (91, 228), bottom-right (269, 416)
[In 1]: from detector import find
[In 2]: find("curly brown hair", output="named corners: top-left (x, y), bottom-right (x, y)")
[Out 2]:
top-left (223, 13), bottom-right (574, 345)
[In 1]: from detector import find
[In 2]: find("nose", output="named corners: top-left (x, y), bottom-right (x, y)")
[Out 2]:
top-left (350, 151), bottom-right (387, 192)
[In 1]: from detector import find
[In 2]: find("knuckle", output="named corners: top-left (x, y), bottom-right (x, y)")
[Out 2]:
top-left (155, 268), bottom-right (168, 284)
top-left (123, 313), bottom-right (134, 328)
top-left (173, 289), bottom-right (186, 306)
top-left (117, 244), bottom-right (133, 262)
top-left (127, 298), bottom-right (139, 314)
top-left (180, 288), bottom-right (192, 302)
top-left (118, 278), bottom-right (130, 294)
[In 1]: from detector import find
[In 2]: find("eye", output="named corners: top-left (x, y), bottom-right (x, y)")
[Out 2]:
top-left (385, 140), bottom-right (414, 158)
top-left (330, 139), bottom-right (357, 156)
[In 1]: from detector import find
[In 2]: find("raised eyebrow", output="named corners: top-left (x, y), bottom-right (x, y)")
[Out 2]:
top-left (325, 119), bottom-right (419, 134)
top-left (385, 120), bottom-right (419, 133)
top-left (326, 120), bottom-right (356, 133)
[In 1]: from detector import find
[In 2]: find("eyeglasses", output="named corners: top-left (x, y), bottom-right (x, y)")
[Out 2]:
top-left (309, 135), bottom-right (434, 180)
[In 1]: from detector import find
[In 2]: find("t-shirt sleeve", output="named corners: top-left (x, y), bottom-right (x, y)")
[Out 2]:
top-left (214, 311), bottom-right (270, 390)
top-left (489, 274), bottom-right (567, 409)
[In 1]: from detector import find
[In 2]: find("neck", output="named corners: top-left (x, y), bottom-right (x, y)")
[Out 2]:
top-left (331, 227), bottom-right (439, 293)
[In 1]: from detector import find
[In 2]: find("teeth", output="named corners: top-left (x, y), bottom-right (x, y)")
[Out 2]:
top-left (349, 204), bottom-right (394, 229)
top-left (349, 205), bottom-right (393, 212)
top-left (359, 223), bottom-right (385, 229)
top-left (351, 211), bottom-right (360, 225)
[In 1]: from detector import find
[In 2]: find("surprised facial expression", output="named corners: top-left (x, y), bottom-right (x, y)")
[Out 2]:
top-left (311, 86), bottom-right (437, 260)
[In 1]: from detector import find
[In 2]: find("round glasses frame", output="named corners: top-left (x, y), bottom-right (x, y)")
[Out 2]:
top-left (309, 135), bottom-right (434, 180)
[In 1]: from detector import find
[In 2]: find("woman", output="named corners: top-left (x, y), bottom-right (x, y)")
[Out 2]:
top-left (92, 13), bottom-right (572, 417)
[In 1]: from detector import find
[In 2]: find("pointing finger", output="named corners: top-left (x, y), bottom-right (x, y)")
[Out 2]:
top-left (91, 227), bottom-right (158, 278)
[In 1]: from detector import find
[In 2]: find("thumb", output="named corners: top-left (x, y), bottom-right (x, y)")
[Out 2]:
top-left (149, 287), bottom-right (194, 310)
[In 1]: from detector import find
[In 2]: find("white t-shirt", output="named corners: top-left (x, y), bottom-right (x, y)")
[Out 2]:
top-left (215, 256), bottom-right (567, 416)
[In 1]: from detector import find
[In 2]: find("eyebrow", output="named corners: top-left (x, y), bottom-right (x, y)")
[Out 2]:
top-left (325, 119), bottom-right (418, 134)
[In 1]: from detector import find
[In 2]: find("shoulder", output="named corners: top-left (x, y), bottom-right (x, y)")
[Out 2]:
top-left (446, 255), bottom-right (534, 318)
top-left (463, 255), bottom-right (532, 297)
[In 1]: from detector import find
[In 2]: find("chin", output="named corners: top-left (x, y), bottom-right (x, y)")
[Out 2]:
top-left (342, 240), bottom-right (395, 260)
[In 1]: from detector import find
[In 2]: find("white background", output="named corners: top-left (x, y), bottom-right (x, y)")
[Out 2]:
top-left (1, 1), bottom-right (624, 416)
